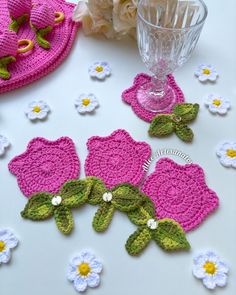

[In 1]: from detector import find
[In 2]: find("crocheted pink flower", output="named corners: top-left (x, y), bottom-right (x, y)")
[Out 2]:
top-left (0, 30), bottom-right (18, 58)
top-left (85, 129), bottom-right (151, 189)
top-left (122, 73), bottom-right (185, 123)
top-left (142, 158), bottom-right (219, 232)
top-left (8, 137), bottom-right (80, 198)
top-left (8, 0), bottom-right (31, 19)
top-left (30, 4), bottom-right (55, 29)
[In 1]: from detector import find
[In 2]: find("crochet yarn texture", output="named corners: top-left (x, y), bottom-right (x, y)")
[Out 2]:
top-left (8, 137), bottom-right (80, 197)
top-left (142, 158), bottom-right (219, 232)
top-left (122, 73), bottom-right (185, 122)
top-left (85, 129), bottom-right (151, 189)
top-left (0, 0), bottom-right (80, 94)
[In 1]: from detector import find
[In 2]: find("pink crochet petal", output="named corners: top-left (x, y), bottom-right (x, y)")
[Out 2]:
top-left (0, 30), bottom-right (18, 58)
top-left (122, 73), bottom-right (185, 122)
top-left (142, 158), bottom-right (219, 232)
top-left (8, 0), bottom-right (31, 19)
top-left (30, 3), bottom-right (55, 29)
top-left (85, 129), bottom-right (151, 189)
top-left (8, 137), bottom-right (80, 198)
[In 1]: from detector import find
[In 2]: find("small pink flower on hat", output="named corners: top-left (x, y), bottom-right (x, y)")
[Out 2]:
top-left (67, 250), bottom-right (103, 293)
top-left (89, 62), bottom-right (111, 80)
top-left (195, 64), bottom-right (218, 82)
top-left (205, 94), bottom-right (231, 115)
top-left (0, 135), bottom-right (10, 156)
top-left (25, 100), bottom-right (50, 120)
top-left (216, 141), bottom-right (236, 168)
top-left (192, 251), bottom-right (229, 290)
top-left (0, 229), bottom-right (18, 265)
top-left (75, 93), bottom-right (99, 114)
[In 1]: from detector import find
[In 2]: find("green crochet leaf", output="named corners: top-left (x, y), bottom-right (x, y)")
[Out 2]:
top-left (175, 124), bottom-right (194, 142)
top-left (87, 177), bottom-right (107, 205)
top-left (125, 226), bottom-right (152, 256)
top-left (128, 197), bottom-right (155, 226)
top-left (92, 203), bottom-right (115, 232)
top-left (36, 26), bottom-right (53, 49)
top-left (21, 192), bottom-right (54, 220)
top-left (112, 184), bottom-right (145, 212)
top-left (60, 179), bottom-right (90, 208)
top-left (0, 56), bottom-right (16, 80)
top-left (173, 103), bottom-right (199, 123)
top-left (149, 115), bottom-right (174, 137)
top-left (54, 206), bottom-right (74, 235)
top-left (9, 14), bottom-right (28, 33)
top-left (152, 219), bottom-right (190, 251)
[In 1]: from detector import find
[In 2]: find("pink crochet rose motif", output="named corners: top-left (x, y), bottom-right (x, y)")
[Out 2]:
top-left (142, 158), bottom-right (219, 232)
top-left (8, 137), bottom-right (80, 198)
top-left (122, 73), bottom-right (185, 123)
top-left (85, 129), bottom-right (151, 189)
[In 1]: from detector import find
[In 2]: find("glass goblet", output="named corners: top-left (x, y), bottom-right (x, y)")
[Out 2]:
top-left (137, 0), bottom-right (208, 113)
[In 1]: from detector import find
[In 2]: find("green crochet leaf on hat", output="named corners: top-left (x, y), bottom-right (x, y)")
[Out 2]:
top-left (148, 115), bottom-right (174, 137)
top-left (54, 206), bottom-right (74, 235)
top-left (152, 219), bottom-right (190, 251)
top-left (35, 26), bottom-right (53, 49)
top-left (86, 177), bottom-right (107, 205)
top-left (128, 197), bottom-right (155, 226)
top-left (21, 192), bottom-right (54, 220)
top-left (148, 103), bottom-right (199, 142)
top-left (173, 103), bottom-right (199, 123)
top-left (9, 14), bottom-right (29, 33)
top-left (60, 179), bottom-right (91, 208)
top-left (125, 226), bottom-right (152, 256)
top-left (112, 184), bottom-right (145, 212)
top-left (0, 56), bottom-right (16, 80)
top-left (175, 124), bottom-right (194, 142)
top-left (92, 202), bottom-right (115, 232)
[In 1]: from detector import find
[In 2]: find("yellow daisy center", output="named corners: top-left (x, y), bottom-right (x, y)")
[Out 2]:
top-left (82, 99), bottom-right (91, 106)
top-left (203, 68), bottom-right (211, 75)
top-left (203, 261), bottom-right (217, 275)
top-left (95, 66), bottom-right (104, 72)
top-left (0, 241), bottom-right (6, 252)
top-left (226, 149), bottom-right (236, 158)
top-left (33, 106), bottom-right (41, 113)
top-left (212, 99), bottom-right (221, 106)
top-left (78, 263), bottom-right (91, 276)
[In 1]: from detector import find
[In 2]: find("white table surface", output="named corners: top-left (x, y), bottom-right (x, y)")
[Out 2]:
top-left (1, 0), bottom-right (236, 294)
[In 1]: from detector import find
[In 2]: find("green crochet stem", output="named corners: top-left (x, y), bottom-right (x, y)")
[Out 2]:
top-left (149, 103), bottom-right (200, 142)
top-left (20, 176), bottom-right (191, 256)
top-left (35, 26), bottom-right (53, 49)
top-left (9, 14), bottom-right (29, 33)
top-left (0, 56), bottom-right (16, 80)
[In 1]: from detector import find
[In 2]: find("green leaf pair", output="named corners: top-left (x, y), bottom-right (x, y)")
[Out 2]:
top-left (21, 179), bottom-right (92, 235)
top-left (86, 177), bottom-right (146, 232)
top-left (0, 56), bottom-right (16, 80)
top-left (9, 14), bottom-right (29, 33)
top-left (149, 103), bottom-right (200, 142)
top-left (35, 26), bottom-right (53, 49)
top-left (126, 198), bottom-right (190, 256)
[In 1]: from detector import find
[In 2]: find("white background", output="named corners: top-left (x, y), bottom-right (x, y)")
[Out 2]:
top-left (0, 0), bottom-right (236, 294)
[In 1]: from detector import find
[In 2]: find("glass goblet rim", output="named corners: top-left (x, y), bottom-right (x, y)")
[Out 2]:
top-left (137, 0), bottom-right (208, 32)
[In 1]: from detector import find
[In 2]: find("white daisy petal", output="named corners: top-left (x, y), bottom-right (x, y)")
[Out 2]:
top-left (27, 111), bottom-right (38, 120)
top-left (5, 236), bottom-right (18, 249)
top-left (215, 273), bottom-right (228, 287)
top-left (203, 275), bottom-right (217, 289)
top-left (81, 251), bottom-right (95, 263)
top-left (86, 273), bottom-right (100, 288)
top-left (71, 255), bottom-right (83, 267)
top-left (219, 156), bottom-right (234, 167)
top-left (74, 276), bottom-right (87, 292)
top-left (90, 259), bottom-right (103, 274)
top-left (37, 111), bottom-right (48, 120)
top-left (217, 261), bottom-right (229, 274)
top-left (198, 75), bottom-right (208, 82)
top-left (67, 265), bottom-right (78, 281)
top-left (205, 251), bottom-right (219, 262)
top-left (192, 265), bottom-right (206, 279)
top-left (0, 249), bottom-right (11, 264)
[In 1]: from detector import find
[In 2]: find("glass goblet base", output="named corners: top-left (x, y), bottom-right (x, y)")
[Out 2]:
top-left (137, 81), bottom-right (176, 113)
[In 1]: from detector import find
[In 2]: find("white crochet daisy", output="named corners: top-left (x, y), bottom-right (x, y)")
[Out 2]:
top-left (25, 100), bottom-right (50, 120)
top-left (0, 229), bottom-right (18, 265)
top-left (0, 135), bottom-right (10, 156)
top-left (193, 251), bottom-right (229, 290)
top-left (89, 62), bottom-right (111, 80)
top-left (216, 141), bottom-right (236, 168)
top-left (75, 93), bottom-right (99, 114)
top-left (205, 94), bottom-right (231, 115)
top-left (195, 64), bottom-right (218, 82)
top-left (67, 250), bottom-right (103, 293)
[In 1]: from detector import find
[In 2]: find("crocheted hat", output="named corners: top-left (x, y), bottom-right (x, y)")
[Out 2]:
top-left (0, 0), bottom-right (80, 94)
